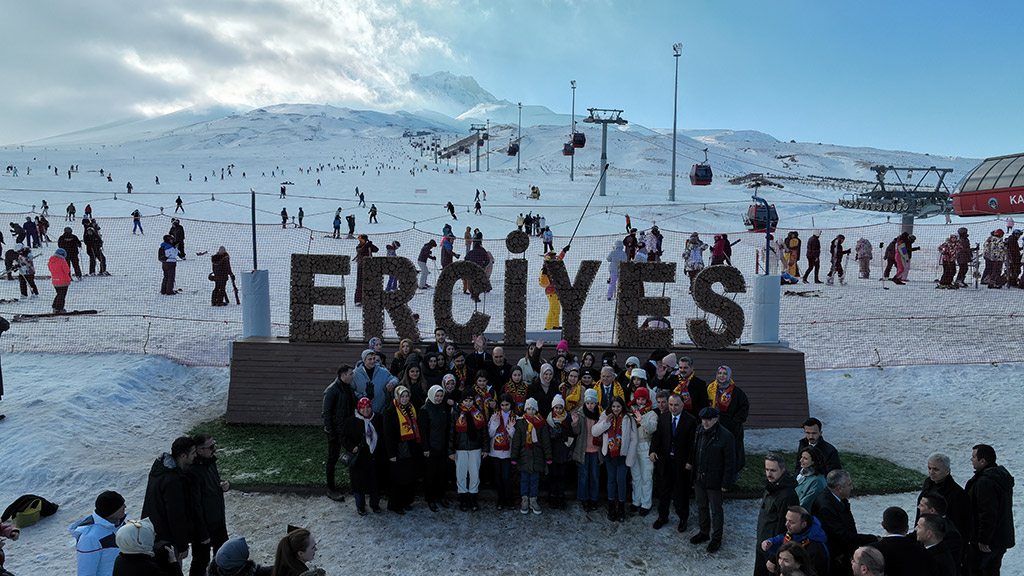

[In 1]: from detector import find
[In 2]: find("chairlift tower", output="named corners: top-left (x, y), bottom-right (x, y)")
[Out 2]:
top-left (583, 108), bottom-right (628, 196)
top-left (670, 42), bottom-right (682, 202)
top-left (517, 102), bottom-right (522, 174)
top-left (470, 123), bottom-right (487, 172)
top-left (570, 80), bottom-right (577, 182)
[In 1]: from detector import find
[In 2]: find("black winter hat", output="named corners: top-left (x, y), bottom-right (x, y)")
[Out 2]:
top-left (95, 490), bottom-right (125, 518)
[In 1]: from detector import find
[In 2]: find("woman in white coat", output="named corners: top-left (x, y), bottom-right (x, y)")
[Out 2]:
top-left (592, 395), bottom-right (636, 522)
top-left (628, 385), bottom-right (658, 516)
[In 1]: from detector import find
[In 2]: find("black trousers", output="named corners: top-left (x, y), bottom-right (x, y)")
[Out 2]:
top-left (189, 524), bottom-right (228, 576)
top-left (161, 261), bottom-right (177, 294)
top-left (803, 257), bottom-right (820, 281)
top-left (19, 274), bottom-right (39, 296)
top-left (53, 285), bottom-right (68, 310)
top-left (656, 456), bottom-right (690, 522)
top-left (326, 433), bottom-right (342, 492)
top-left (68, 254), bottom-right (82, 277)
top-left (940, 261), bottom-right (957, 285)
top-left (957, 258), bottom-right (970, 283)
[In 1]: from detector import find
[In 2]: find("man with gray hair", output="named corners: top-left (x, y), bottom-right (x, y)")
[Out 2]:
top-left (918, 452), bottom-right (970, 544)
top-left (851, 545), bottom-right (886, 576)
top-left (812, 469), bottom-right (878, 576)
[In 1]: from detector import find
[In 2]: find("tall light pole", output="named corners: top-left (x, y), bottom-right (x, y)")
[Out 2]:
top-left (517, 102), bottom-right (522, 174)
top-left (670, 42), bottom-right (682, 202)
top-left (486, 119), bottom-right (490, 171)
top-left (570, 80), bottom-right (576, 182)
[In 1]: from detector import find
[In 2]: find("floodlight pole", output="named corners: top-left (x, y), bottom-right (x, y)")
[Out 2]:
top-left (570, 80), bottom-right (576, 182)
top-left (670, 42), bottom-right (682, 202)
top-left (486, 119), bottom-right (490, 172)
top-left (517, 102), bottom-right (522, 174)
top-left (250, 187), bottom-right (258, 269)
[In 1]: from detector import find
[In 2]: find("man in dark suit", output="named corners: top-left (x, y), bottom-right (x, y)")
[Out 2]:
top-left (650, 393), bottom-right (697, 532)
top-left (916, 513), bottom-right (957, 576)
top-left (965, 443), bottom-right (1015, 576)
top-left (811, 469), bottom-right (878, 576)
top-left (753, 455), bottom-right (799, 576)
top-left (918, 452), bottom-right (971, 548)
top-left (797, 417), bottom-right (842, 472)
top-left (670, 356), bottom-right (708, 420)
top-left (464, 334), bottom-right (492, 374)
top-left (917, 492), bottom-right (963, 574)
top-left (485, 346), bottom-right (512, 390)
top-left (869, 506), bottom-right (934, 576)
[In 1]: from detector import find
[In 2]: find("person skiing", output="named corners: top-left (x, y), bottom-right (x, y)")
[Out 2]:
top-left (441, 232), bottom-right (460, 269)
top-left (937, 234), bottom-right (960, 289)
top-left (826, 234), bottom-right (851, 285)
top-left (446, 201), bottom-right (458, 220)
top-left (417, 239), bottom-right (437, 289)
top-left (368, 204), bottom-right (378, 223)
top-left (346, 214), bottom-right (356, 237)
top-left (22, 217), bottom-right (39, 248)
top-left (625, 214), bottom-right (632, 234)
top-left (710, 234), bottom-right (728, 266)
top-left (516, 213), bottom-right (524, 231)
top-left (684, 233), bottom-right (708, 291)
top-left (280, 185), bottom-right (287, 199)
top-left (298, 207), bottom-right (304, 228)
top-left (645, 226), bottom-right (663, 262)
top-left (474, 200), bottom-right (482, 215)
top-left (126, 181), bottom-right (133, 194)
top-left (36, 216), bottom-right (51, 245)
top-left (58, 227), bottom-right (83, 279)
top-left (83, 227), bottom-right (108, 276)
top-left (210, 246), bottom-right (234, 306)
top-left (623, 229), bottom-right (643, 261)
top-left (66, 203), bottom-right (76, 222)
top-left (48, 248), bottom-right (71, 313)
top-left (159, 234), bottom-right (179, 295)
top-left (9, 222), bottom-right (25, 245)
top-left (384, 241), bottom-right (401, 291)
top-left (84, 204), bottom-right (93, 219)
top-left (854, 237), bottom-right (872, 279)
top-left (131, 209), bottom-right (143, 235)
top-left (333, 214), bottom-right (342, 239)
top-left (281, 207), bottom-right (289, 228)
top-left (41, 200), bottom-right (49, 216)
top-left (358, 192), bottom-right (366, 208)
top-left (892, 232), bottom-right (911, 285)
top-left (803, 231), bottom-right (822, 283)
top-left (606, 240), bottom-right (627, 300)
top-left (542, 227), bottom-right (554, 253)
top-left (15, 245), bottom-right (39, 299)
top-left (982, 229), bottom-right (1007, 287)
top-left (169, 218), bottom-right (186, 260)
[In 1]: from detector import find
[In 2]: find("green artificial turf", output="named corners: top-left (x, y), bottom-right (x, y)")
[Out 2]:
top-left (191, 419), bottom-right (926, 496)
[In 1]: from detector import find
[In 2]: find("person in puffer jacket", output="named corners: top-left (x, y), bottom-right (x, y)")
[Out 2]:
top-left (69, 491), bottom-right (126, 576)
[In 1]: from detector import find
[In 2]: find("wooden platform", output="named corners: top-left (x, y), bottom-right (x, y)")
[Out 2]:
top-left (227, 338), bottom-right (808, 428)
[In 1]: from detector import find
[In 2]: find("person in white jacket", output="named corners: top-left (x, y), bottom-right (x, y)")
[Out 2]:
top-left (488, 394), bottom-right (517, 510)
top-left (69, 491), bottom-right (126, 576)
top-left (592, 395), bottom-right (637, 522)
top-left (628, 382), bottom-right (659, 516)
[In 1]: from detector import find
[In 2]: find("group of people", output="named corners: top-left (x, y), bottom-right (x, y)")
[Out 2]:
top-left (24, 433), bottom-right (327, 576)
top-left (322, 333), bottom-right (754, 551)
top-left (753, 444), bottom-right (1014, 576)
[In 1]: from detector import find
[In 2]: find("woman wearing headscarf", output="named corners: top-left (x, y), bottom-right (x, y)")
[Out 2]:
top-left (707, 365), bottom-right (750, 476)
top-left (342, 397), bottom-right (383, 516)
top-left (382, 386), bottom-right (422, 513)
top-left (111, 518), bottom-right (179, 576)
top-left (528, 363), bottom-right (559, 417)
top-left (558, 367), bottom-right (582, 414)
top-left (570, 388), bottom-right (603, 512)
top-left (418, 384), bottom-right (450, 512)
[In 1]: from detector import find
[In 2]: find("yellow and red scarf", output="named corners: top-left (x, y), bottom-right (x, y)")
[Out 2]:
top-left (524, 414), bottom-right (545, 449)
top-left (506, 378), bottom-right (529, 415)
top-left (455, 405), bottom-right (486, 433)
top-left (708, 380), bottom-right (735, 411)
top-left (473, 384), bottom-right (494, 421)
top-left (394, 398), bottom-right (420, 443)
top-left (493, 411), bottom-right (514, 451)
top-left (595, 381), bottom-right (625, 408)
top-left (674, 372), bottom-right (695, 409)
top-left (561, 383), bottom-right (583, 413)
top-left (606, 413), bottom-right (623, 458)
top-left (453, 365), bottom-right (468, 389)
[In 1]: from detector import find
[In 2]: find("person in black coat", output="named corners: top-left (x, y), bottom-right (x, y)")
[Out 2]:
top-left (169, 219), bottom-right (186, 260)
top-left (869, 506), bottom-right (935, 576)
top-left (965, 444), bottom-right (1015, 576)
top-left (916, 491), bottom-right (964, 575)
top-left (341, 397), bottom-right (384, 515)
top-left (709, 365), bottom-right (749, 476)
top-left (670, 356), bottom-right (709, 421)
top-left (322, 365), bottom-right (356, 501)
top-left (917, 452), bottom-right (971, 552)
top-left (382, 385), bottom-right (422, 513)
top-left (528, 363), bottom-right (559, 417)
top-left (690, 407), bottom-right (736, 553)
top-left (650, 393), bottom-right (697, 532)
top-left (754, 455), bottom-right (799, 576)
top-left (915, 513), bottom-right (957, 576)
top-left (797, 417), bottom-right (843, 473)
top-left (210, 247), bottom-right (234, 306)
top-left (141, 437), bottom-right (207, 566)
top-left (418, 384), bottom-right (450, 511)
top-left (811, 469), bottom-right (879, 576)
top-left (57, 227), bottom-right (83, 278)
top-left (187, 434), bottom-right (230, 576)
top-left (83, 226), bottom-right (107, 275)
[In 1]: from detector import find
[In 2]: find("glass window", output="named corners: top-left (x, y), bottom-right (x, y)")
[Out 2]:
top-left (978, 157), bottom-right (1015, 192)
top-left (960, 159), bottom-right (999, 193)
top-left (995, 156), bottom-right (1024, 189)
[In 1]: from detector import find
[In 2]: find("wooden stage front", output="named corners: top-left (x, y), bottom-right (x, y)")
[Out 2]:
top-left (227, 338), bottom-right (808, 429)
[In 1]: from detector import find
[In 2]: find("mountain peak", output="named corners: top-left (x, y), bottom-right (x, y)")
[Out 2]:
top-left (404, 71), bottom-right (498, 118)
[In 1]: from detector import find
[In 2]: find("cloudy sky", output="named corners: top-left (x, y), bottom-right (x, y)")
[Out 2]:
top-left (2, 0), bottom-right (1021, 158)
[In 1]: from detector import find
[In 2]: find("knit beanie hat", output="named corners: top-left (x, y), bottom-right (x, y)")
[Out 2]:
top-left (55, 248), bottom-right (67, 257)
top-left (525, 397), bottom-right (539, 412)
top-left (630, 368), bottom-right (647, 381)
top-left (551, 394), bottom-right (565, 408)
top-left (215, 538), bottom-right (250, 573)
top-left (95, 491), bottom-right (125, 519)
top-left (625, 356), bottom-right (640, 367)
top-left (361, 349), bottom-right (375, 362)
top-left (583, 388), bottom-right (599, 403)
top-left (115, 519), bottom-right (155, 556)
top-left (632, 387), bottom-right (650, 402)
top-left (661, 353), bottom-right (677, 369)
top-left (556, 340), bottom-right (569, 352)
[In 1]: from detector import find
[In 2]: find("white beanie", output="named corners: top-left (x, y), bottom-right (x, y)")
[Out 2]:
top-left (525, 397), bottom-right (539, 412)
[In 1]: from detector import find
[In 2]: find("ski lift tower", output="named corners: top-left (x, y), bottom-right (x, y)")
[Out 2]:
top-left (469, 123), bottom-right (487, 172)
top-left (583, 108), bottom-right (628, 197)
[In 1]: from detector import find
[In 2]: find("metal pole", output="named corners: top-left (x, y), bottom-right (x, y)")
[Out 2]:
top-left (570, 80), bottom-right (576, 182)
top-left (600, 122), bottom-right (608, 197)
top-left (517, 102), bottom-right (522, 174)
top-left (486, 119), bottom-right (490, 171)
top-left (670, 43), bottom-right (682, 202)
top-left (752, 190), bottom-right (770, 275)
top-left (250, 187), bottom-right (258, 269)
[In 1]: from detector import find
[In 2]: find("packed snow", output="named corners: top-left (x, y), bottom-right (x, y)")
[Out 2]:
top-left (0, 93), bottom-right (1021, 574)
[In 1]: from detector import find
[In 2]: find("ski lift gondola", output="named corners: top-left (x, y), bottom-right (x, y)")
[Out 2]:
top-left (477, 139), bottom-right (484, 147)
top-left (743, 203), bottom-right (779, 233)
top-left (507, 142), bottom-right (519, 157)
top-left (572, 132), bottom-right (586, 148)
top-left (562, 143), bottom-right (575, 156)
top-left (482, 132), bottom-right (489, 141)
top-left (689, 148), bottom-right (713, 186)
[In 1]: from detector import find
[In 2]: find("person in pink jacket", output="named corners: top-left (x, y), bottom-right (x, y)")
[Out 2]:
top-left (48, 248), bottom-right (72, 313)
